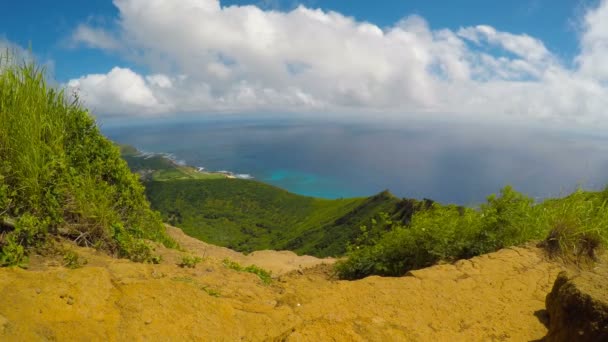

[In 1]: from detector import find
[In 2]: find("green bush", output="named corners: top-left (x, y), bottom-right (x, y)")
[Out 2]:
top-left (0, 54), bottom-right (176, 265)
top-left (471, 186), bottom-right (538, 255)
top-left (335, 206), bottom-right (481, 279)
top-left (336, 186), bottom-right (608, 280)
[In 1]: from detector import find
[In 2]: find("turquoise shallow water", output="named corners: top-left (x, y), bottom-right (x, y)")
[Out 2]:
top-left (102, 116), bottom-right (608, 204)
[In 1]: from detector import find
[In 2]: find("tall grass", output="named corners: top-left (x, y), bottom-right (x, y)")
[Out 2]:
top-left (0, 54), bottom-right (175, 266)
top-left (336, 186), bottom-right (608, 279)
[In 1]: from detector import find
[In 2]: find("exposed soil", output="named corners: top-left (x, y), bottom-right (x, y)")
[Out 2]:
top-left (545, 258), bottom-right (608, 341)
top-left (0, 226), bottom-right (569, 341)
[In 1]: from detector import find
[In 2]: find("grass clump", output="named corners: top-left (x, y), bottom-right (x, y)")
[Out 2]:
top-left (222, 258), bottom-right (272, 285)
top-left (178, 255), bottom-right (203, 268)
top-left (539, 190), bottom-right (608, 263)
top-left (336, 186), bottom-right (608, 280)
top-left (62, 250), bottom-right (87, 269)
top-left (0, 54), bottom-right (176, 266)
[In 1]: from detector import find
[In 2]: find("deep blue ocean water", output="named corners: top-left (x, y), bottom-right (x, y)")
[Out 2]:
top-left (101, 116), bottom-right (608, 205)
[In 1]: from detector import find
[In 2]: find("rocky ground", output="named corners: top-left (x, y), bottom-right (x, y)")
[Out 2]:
top-left (0, 225), bottom-right (586, 341)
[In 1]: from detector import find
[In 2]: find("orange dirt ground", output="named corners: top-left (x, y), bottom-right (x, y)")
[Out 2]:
top-left (0, 225), bottom-right (566, 341)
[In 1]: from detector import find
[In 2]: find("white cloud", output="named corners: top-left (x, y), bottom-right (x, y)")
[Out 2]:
top-left (71, 24), bottom-right (121, 50)
top-left (65, 0), bottom-right (608, 127)
top-left (67, 67), bottom-right (169, 115)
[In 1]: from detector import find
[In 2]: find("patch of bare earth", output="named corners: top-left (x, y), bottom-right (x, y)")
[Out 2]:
top-left (0, 226), bottom-right (568, 341)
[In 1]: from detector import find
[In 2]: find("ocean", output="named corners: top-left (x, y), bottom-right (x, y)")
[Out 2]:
top-left (101, 115), bottom-right (608, 205)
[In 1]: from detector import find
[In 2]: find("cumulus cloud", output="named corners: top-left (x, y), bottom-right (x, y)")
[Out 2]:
top-left (66, 0), bottom-right (608, 126)
top-left (67, 67), bottom-right (169, 114)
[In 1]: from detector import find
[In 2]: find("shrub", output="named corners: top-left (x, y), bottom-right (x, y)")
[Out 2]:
top-left (467, 186), bottom-right (538, 255)
top-left (336, 186), bottom-right (608, 280)
top-left (335, 206), bottom-right (482, 279)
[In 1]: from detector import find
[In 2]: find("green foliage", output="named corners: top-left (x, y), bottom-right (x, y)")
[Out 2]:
top-left (471, 186), bottom-right (538, 254)
top-left (178, 255), bottom-right (202, 268)
top-left (336, 186), bottom-right (608, 279)
top-left (63, 250), bottom-right (87, 269)
top-left (222, 258), bottom-right (272, 285)
top-left (540, 190), bottom-right (608, 262)
top-left (0, 54), bottom-right (176, 266)
top-left (0, 235), bottom-right (27, 267)
top-left (111, 223), bottom-right (161, 263)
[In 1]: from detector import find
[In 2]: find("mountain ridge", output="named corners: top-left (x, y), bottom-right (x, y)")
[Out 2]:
top-left (121, 145), bottom-right (432, 257)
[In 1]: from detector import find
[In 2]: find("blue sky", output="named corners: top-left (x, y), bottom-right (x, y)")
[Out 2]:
top-left (2, 0), bottom-right (608, 128)
top-left (0, 0), bottom-right (589, 81)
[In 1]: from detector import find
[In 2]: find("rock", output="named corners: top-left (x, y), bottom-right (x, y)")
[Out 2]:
top-left (545, 269), bottom-right (608, 341)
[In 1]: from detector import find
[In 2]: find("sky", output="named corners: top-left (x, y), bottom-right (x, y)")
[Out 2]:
top-left (1, 0), bottom-right (608, 129)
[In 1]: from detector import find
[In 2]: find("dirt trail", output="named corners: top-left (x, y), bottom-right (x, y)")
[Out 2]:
top-left (0, 226), bottom-right (566, 341)
top-left (166, 225), bottom-right (336, 275)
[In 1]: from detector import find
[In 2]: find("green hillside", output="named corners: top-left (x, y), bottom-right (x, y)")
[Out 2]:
top-left (0, 56), bottom-right (175, 266)
top-left (145, 179), bottom-right (428, 257)
top-left (121, 147), bottom-right (429, 257)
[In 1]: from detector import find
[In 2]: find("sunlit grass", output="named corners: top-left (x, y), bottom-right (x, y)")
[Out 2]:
top-left (0, 53), bottom-right (176, 266)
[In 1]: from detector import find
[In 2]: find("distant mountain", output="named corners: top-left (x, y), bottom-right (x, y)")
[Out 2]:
top-left (121, 146), bottom-right (431, 257)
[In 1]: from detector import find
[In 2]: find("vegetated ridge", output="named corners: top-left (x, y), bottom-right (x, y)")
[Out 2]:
top-left (123, 146), bottom-right (608, 281)
top-left (122, 149), bottom-right (432, 257)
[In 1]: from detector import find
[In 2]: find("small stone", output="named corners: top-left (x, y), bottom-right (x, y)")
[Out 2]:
top-left (145, 319), bottom-right (152, 325)
top-left (35, 288), bottom-right (41, 294)
top-left (66, 297), bottom-right (74, 305)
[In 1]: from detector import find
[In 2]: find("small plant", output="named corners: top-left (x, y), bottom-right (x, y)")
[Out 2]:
top-left (201, 286), bottom-right (221, 297)
top-left (222, 258), bottom-right (242, 270)
top-left (222, 258), bottom-right (272, 284)
top-left (178, 255), bottom-right (202, 268)
top-left (243, 264), bottom-right (273, 285)
top-left (170, 276), bottom-right (194, 283)
top-left (0, 236), bottom-right (28, 268)
top-left (63, 250), bottom-right (87, 269)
